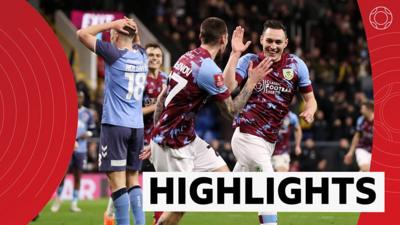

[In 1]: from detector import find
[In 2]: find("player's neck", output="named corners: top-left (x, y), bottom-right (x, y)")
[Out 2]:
top-left (200, 44), bottom-right (219, 60)
top-left (148, 69), bottom-right (159, 78)
top-left (115, 41), bottom-right (133, 51)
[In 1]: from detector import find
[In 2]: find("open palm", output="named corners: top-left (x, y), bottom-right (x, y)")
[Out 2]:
top-left (231, 26), bottom-right (251, 53)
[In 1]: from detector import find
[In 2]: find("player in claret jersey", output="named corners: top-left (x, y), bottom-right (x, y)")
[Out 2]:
top-left (272, 111), bottom-right (302, 172)
top-left (223, 20), bottom-right (317, 225)
top-left (150, 17), bottom-right (273, 225)
top-left (142, 43), bottom-right (168, 150)
top-left (344, 100), bottom-right (374, 172)
top-left (142, 43), bottom-right (167, 225)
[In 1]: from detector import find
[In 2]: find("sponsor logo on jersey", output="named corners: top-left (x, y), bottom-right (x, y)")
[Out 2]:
top-left (255, 80), bottom-right (291, 94)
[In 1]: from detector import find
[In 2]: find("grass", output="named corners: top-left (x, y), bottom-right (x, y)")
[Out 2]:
top-left (30, 199), bottom-right (359, 225)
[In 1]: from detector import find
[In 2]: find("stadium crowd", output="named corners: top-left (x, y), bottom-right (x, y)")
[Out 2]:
top-left (40, 0), bottom-right (370, 172)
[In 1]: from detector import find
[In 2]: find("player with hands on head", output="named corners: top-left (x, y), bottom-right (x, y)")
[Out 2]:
top-left (77, 17), bottom-right (147, 225)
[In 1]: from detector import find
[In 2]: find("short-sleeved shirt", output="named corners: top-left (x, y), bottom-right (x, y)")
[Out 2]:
top-left (151, 47), bottom-right (230, 148)
top-left (95, 40), bottom-right (148, 128)
top-left (143, 71), bottom-right (167, 145)
top-left (76, 106), bottom-right (95, 153)
top-left (356, 116), bottom-right (373, 152)
top-left (234, 52), bottom-right (312, 143)
top-left (273, 111), bottom-right (299, 155)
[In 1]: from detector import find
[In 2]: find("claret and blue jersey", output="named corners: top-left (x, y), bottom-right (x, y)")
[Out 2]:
top-left (273, 111), bottom-right (299, 155)
top-left (143, 71), bottom-right (168, 145)
top-left (151, 47), bottom-right (230, 148)
top-left (234, 52), bottom-right (312, 143)
top-left (356, 116), bottom-right (373, 152)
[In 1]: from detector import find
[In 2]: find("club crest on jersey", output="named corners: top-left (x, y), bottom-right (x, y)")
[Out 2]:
top-left (282, 68), bottom-right (294, 80)
top-left (214, 74), bottom-right (224, 88)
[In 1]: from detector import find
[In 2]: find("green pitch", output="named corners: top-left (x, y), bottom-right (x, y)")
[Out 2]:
top-left (30, 199), bottom-right (359, 225)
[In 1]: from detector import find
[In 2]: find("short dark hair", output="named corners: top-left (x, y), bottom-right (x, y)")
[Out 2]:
top-left (119, 26), bottom-right (136, 38)
top-left (362, 100), bottom-right (374, 111)
top-left (145, 43), bottom-right (162, 51)
top-left (145, 42), bottom-right (164, 57)
top-left (263, 20), bottom-right (287, 37)
top-left (200, 17), bottom-right (227, 45)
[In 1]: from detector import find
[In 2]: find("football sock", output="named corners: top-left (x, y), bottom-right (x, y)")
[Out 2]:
top-left (56, 184), bottom-right (64, 197)
top-left (72, 189), bottom-right (79, 203)
top-left (258, 212), bottom-right (278, 225)
top-left (128, 185), bottom-right (145, 225)
top-left (111, 188), bottom-right (130, 225)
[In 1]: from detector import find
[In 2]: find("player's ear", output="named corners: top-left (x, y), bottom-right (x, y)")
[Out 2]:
top-left (221, 34), bottom-right (227, 45)
top-left (284, 38), bottom-right (288, 48)
top-left (259, 34), bottom-right (264, 45)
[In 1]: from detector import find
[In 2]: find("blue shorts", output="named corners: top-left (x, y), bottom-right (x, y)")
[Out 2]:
top-left (70, 151), bottom-right (87, 171)
top-left (99, 124), bottom-right (144, 172)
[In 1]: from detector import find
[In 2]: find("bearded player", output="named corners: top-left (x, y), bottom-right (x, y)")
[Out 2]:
top-left (150, 17), bottom-right (273, 225)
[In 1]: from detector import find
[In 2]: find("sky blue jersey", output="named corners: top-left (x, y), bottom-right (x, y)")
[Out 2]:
top-left (95, 40), bottom-right (148, 128)
top-left (76, 106), bottom-right (95, 153)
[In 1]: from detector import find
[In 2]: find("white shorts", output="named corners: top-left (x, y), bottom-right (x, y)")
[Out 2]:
top-left (355, 148), bottom-right (371, 167)
top-left (231, 128), bottom-right (275, 173)
top-left (150, 136), bottom-right (226, 172)
top-left (271, 153), bottom-right (290, 171)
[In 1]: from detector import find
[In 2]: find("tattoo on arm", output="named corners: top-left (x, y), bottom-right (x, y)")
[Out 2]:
top-left (153, 90), bottom-right (167, 125)
top-left (232, 83), bottom-right (253, 115)
top-left (218, 82), bottom-right (255, 120)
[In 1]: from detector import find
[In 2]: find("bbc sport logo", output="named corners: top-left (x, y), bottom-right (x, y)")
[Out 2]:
top-left (369, 6), bottom-right (393, 30)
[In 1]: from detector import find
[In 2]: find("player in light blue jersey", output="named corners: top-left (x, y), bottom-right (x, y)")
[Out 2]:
top-left (77, 17), bottom-right (147, 225)
top-left (51, 91), bottom-right (95, 213)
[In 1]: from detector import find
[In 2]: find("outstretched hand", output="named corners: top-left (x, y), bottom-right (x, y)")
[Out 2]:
top-left (247, 57), bottom-right (273, 84)
top-left (231, 26), bottom-right (251, 54)
top-left (139, 145), bottom-right (151, 160)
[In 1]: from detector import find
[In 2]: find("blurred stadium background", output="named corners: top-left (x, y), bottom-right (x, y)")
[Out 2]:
top-left (28, 0), bottom-right (370, 224)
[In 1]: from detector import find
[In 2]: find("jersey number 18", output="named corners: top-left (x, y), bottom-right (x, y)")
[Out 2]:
top-left (125, 72), bottom-right (146, 100)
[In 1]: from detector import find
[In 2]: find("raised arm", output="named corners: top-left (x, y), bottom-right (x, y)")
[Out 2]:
top-left (223, 26), bottom-right (251, 92)
top-left (76, 18), bottom-right (137, 52)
